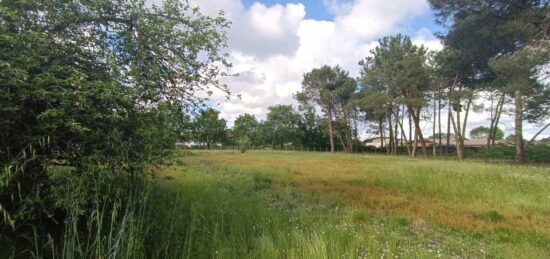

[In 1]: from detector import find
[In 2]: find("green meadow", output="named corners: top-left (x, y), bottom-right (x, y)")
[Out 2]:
top-left (127, 150), bottom-right (550, 258)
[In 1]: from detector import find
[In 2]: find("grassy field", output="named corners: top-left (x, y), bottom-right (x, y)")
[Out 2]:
top-left (146, 150), bottom-right (550, 258)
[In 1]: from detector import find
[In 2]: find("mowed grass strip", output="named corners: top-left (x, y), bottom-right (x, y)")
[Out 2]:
top-left (152, 150), bottom-right (550, 258)
top-left (191, 150), bottom-right (550, 235)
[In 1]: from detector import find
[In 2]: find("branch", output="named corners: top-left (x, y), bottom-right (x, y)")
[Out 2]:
top-left (526, 122), bottom-right (550, 146)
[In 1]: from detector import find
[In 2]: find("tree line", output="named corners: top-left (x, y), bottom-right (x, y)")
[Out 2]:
top-left (184, 105), bottom-right (334, 151)
top-left (188, 1), bottom-right (549, 163)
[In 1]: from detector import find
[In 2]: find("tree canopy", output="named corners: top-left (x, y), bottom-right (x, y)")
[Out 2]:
top-left (470, 126), bottom-right (504, 140)
top-left (0, 0), bottom-right (229, 252)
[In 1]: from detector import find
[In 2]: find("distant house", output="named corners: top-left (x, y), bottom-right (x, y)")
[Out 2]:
top-left (449, 139), bottom-right (486, 147)
top-left (365, 137), bottom-right (506, 149)
top-left (432, 139), bottom-right (506, 148)
top-left (410, 139), bottom-right (435, 147)
top-left (363, 137), bottom-right (402, 148)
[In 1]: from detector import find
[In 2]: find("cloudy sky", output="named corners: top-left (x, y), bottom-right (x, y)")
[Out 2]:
top-left (189, 0), bottom-right (548, 140)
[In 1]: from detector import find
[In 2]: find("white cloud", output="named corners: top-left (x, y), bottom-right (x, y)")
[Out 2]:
top-left (335, 0), bottom-right (427, 39)
top-left (191, 0), bottom-right (438, 126)
top-left (412, 27), bottom-right (443, 51)
top-left (323, 0), bottom-right (353, 16)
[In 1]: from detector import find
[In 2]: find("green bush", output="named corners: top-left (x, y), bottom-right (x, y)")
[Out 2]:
top-left (0, 0), bottom-right (229, 256)
top-left (464, 144), bottom-right (550, 163)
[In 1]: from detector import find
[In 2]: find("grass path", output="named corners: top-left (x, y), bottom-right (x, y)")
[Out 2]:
top-left (149, 150), bottom-right (550, 258)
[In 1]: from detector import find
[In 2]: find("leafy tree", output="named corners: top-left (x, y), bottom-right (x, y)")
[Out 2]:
top-left (263, 105), bottom-right (303, 149)
top-left (236, 135), bottom-right (252, 153)
top-left (233, 114), bottom-right (260, 146)
top-left (192, 108), bottom-right (227, 149)
top-left (0, 0), bottom-right (229, 253)
top-left (356, 80), bottom-right (392, 150)
top-left (299, 108), bottom-right (330, 151)
top-left (333, 73), bottom-right (359, 153)
top-left (298, 65), bottom-right (357, 153)
top-left (489, 46), bottom-right (549, 156)
top-left (359, 35), bottom-right (432, 157)
top-left (429, 0), bottom-right (549, 162)
top-left (433, 47), bottom-right (479, 159)
top-left (470, 126), bottom-right (504, 140)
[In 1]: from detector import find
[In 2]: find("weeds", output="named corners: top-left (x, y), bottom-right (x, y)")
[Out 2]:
top-left (4, 150), bottom-right (549, 258)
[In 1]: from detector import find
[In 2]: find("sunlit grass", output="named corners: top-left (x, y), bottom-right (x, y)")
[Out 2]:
top-left (139, 150), bottom-right (550, 258)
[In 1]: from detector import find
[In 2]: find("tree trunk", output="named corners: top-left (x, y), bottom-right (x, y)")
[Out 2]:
top-left (380, 119), bottom-right (385, 149)
top-left (410, 107), bottom-right (428, 158)
top-left (393, 110), bottom-right (411, 155)
top-left (491, 96), bottom-right (505, 147)
top-left (387, 112), bottom-right (394, 155)
top-left (460, 95), bottom-right (473, 159)
top-left (394, 108), bottom-right (400, 155)
top-left (451, 85), bottom-right (469, 160)
top-left (515, 90), bottom-right (526, 163)
top-left (401, 105), bottom-right (405, 152)
top-left (460, 94), bottom-right (474, 146)
top-left (448, 97), bottom-right (464, 160)
top-left (438, 95), bottom-right (443, 155)
top-left (433, 97), bottom-right (437, 156)
top-left (408, 112), bottom-right (413, 154)
top-left (328, 103), bottom-right (335, 153)
top-left (446, 106), bottom-right (451, 155)
top-left (412, 126), bottom-right (418, 158)
top-left (448, 109), bottom-right (464, 160)
top-left (487, 94), bottom-right (504, 147)
top-left (337, 133), bottom-right (347, 153)
top-left (527, 122), bottom-right (550, 146)
top-left (343, 110), bottom-right (353, 153)
top-left (416, 117), bottom-right (429, 158)
top-left (487, 94), bottom-right (499, 147)
top-left (353, 109), bottom-right (359, 153)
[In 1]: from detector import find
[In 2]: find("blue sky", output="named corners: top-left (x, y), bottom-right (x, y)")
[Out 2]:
top-left (242, 0), bottom-right (334, 20)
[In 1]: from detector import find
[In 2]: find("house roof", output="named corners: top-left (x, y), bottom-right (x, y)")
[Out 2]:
top-left (363, 137), bottom-right (401, 143)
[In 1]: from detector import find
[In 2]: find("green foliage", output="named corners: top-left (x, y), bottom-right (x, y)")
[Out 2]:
top-left (470, 126), bottom-right (504, 140)
top-left (359, 34), bottom-right (431, 109)
top-left (191, 108), bottom-right (228, 149)
top-left (537, 137), bottom-right (550, 145)
top-left (463, 144), bottom-right (550, 163)
top-left (429, 0), bottom-right (543, 86)
top-left (237, 135), bottom-right (252, 153)
top-left (0, 0), bottom-right (229, 255)
top-left (358, 34), bottom-right (432, 156)
top-left (489, 45), bottom-right (550, 123)
top-left (429, 0), bottom-right (550, 162)
top-left (262, 105), bottom-right (303, 148)
top-left (233, 114), bottom-right (260, 146)
top-left (298, 65), bottom-right (358, 152)
top-left (298, 65), bottom-right (340, 110)
top-left (299, 108), bottom-right (330, 149)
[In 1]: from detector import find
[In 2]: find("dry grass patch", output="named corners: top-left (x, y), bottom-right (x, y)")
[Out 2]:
top-left (189, 150), bottom-right (550, 236)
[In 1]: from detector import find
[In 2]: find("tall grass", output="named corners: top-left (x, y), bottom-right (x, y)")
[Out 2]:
top-left (7, 150), bottom-right (549, 258)
top-left (149, 150), bottom-right (549, 258)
